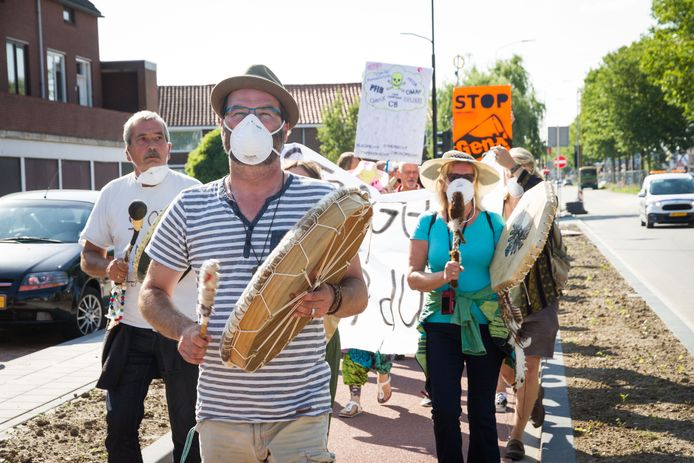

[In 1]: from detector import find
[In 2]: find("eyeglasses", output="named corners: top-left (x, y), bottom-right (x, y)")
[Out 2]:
top-left (223, 105), bottom-right (283, 128)
top-left (447, 173), bottom-right (475, 183)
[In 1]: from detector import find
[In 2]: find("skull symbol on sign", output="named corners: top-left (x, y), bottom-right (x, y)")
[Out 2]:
top-left (390, 72), bottom-right (404, 89)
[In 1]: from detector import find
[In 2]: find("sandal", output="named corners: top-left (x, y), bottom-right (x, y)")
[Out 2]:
top-left (377, 374), bottom-right (392, 404)
top-left (505, 438), bottom-right (525, 460)
top-left (338, 400), bottom-right (362, 418)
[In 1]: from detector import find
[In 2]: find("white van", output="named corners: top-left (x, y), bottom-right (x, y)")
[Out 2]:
top-left (637, 173), bottom-right (694, 228)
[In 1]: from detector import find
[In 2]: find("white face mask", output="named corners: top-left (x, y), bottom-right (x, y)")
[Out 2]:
top-left (506, 176), bottom-right (524, 198)
top-left (446, 178), bottom-right (475, 204)
top-left (224, 114), bottom-right (284, 165)
top-left (136, 165), bottom-right (170, 186)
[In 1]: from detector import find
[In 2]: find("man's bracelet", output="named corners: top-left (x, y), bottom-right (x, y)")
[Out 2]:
top-left (326, 282), bottom-right (342, 315)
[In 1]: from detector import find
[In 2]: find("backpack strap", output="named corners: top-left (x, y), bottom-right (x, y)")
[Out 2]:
top-left (483, 211), bottom-right (497, 252)
top-left (427, 211), bottom-right (438, 238)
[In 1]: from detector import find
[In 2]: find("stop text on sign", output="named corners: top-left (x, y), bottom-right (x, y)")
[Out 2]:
top-left (452, 85), bottom-right (513, 159)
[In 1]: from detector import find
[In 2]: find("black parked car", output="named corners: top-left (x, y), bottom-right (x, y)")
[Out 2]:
top-left (0, 189), bottom-right (107, 337)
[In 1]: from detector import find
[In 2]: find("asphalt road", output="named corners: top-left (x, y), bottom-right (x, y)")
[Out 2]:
top-left (559, 185), bottom-right (694, 336)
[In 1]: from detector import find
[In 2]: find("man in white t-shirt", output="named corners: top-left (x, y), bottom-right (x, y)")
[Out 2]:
top-left (138, 65), bottom-right (369, 462)
top-left (80, 111), bottom-right (201, 463)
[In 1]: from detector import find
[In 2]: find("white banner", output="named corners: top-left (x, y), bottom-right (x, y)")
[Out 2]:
top-left (281, 143), bottom-right (436, 353)
top-left (354, 61), bottom-right (432, 165)
top-left (342, 193), bottom-right (435, 354)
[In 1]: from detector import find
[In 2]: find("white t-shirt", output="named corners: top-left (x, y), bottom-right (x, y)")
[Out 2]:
top-left (80, 169), bottom-right (201, 329)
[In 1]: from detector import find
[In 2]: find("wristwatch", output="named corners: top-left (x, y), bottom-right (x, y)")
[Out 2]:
top-left (510, 163), bottom-right (522, 174)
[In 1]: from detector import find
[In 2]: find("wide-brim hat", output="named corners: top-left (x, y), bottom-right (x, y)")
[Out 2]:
top-left (420, 150), bottom-right (500, 196)
top-left (210, 64), bottom-right (300, 128)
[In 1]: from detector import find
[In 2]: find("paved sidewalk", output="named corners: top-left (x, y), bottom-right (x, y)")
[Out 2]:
top-left (0, 329), bottom-right (103, 435)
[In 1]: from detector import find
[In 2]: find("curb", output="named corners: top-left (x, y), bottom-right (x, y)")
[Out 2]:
top-left (142, 431), bottom-right (173, 463)
top-left (539, 332), bottom-right (576, 462)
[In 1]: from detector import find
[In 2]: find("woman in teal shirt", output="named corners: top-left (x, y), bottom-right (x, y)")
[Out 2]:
top-left (408, 150), bottom-right (507, 463)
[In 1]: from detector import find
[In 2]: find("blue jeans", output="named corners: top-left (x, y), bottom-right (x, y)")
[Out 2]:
top-left (425, 323), bottom-right (504, 463)
top-left (104, 325), bottom-right (200, 463)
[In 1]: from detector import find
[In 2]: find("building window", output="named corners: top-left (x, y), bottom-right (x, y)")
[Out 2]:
top-left (6, 40), bottom-right (29, 95)
top-left (170, 130), bottom-right (203, 152)
top-left (47, 51), bottom-right (66, 102)
top-left (63, 7), bottom-right (75, 24)
top-left (76, 58), bottom-right (92, 106)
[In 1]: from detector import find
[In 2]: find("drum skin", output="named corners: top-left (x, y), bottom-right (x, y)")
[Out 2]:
top-left (220, 187), bottom-right (372, 371)
top-left (490, 181), bottom-right (557, 292)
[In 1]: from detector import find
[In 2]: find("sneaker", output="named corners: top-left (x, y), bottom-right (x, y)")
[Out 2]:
top-left (495, 392), bottom-right (508, 413)
top-left (420, 397), bottom-right (432, 407)
top-left (530, 385), bottom-right (545, 428)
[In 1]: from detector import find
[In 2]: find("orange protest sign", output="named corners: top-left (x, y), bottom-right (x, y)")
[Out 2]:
top-left (452, 85), bottom-right (513, 159)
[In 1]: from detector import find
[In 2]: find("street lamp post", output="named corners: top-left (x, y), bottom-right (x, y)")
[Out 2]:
top-left (430, 0), bottom-right (437, 157)
top-left (400, 0), bottom-right (437, 157)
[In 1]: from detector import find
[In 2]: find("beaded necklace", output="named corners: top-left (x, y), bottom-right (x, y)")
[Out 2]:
top-left (106, 282), bottom-right (126, 324)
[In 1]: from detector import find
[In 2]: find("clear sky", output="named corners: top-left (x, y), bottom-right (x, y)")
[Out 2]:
top-left (96, 0), bottom-right (654, 137)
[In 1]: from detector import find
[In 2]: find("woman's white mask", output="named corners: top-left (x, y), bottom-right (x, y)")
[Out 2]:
top-left (136, 165), bottom-right (170, 186)
top-left (224, 114), bottom-right (284, 165)
top-left (446, 178), bottom-right (475, 204)
top-left (506, 176), bottom-right (524, 198)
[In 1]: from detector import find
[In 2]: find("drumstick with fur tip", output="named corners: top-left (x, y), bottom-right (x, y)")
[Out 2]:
top-left (197, 259), bottom-right (220, 337)
top-left (447, 191), bottom-right (465, 289)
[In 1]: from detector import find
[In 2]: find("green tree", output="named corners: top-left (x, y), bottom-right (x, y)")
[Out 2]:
top-left (580, 41), bottom-right (691, 169)
top-left (316, 92), bottom-right (360, 162)
top-left (432, 55), bottom-right (545, 158)
top-left (641, 0), bottom-right (694, 121)
top-left (580, 66), bottom-right (623, 165)
top-left (184, 129), bottom-right (227, 183)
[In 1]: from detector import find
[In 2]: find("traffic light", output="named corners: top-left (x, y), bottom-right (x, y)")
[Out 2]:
top-left (435, 129), bottom-right (453, 158)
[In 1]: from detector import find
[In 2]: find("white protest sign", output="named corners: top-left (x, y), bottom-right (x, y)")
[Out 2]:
top-left (354, 62), bottom-right (432, 165)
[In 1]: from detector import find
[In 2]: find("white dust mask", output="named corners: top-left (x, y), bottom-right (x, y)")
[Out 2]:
top-left (136, 165), bottom-right (170, 186)
top-left (225, 114), bottom-right (284, 165)
top-left (446, 178), bottom-right (475, 204)
top-left (506, 176), bottom-right (524, 198)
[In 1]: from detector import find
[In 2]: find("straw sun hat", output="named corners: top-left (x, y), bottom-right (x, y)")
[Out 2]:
top-left (419, 150), bottom-right (500, 197)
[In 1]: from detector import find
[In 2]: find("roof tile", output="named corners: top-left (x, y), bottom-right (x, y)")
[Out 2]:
top-left (158, 83), bottom-right (362, 128)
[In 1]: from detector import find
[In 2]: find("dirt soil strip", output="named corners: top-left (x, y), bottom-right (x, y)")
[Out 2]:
top-left (1, 226), bottom-right (693, 462)
top-left (559, 228), bottom-right (694, 462)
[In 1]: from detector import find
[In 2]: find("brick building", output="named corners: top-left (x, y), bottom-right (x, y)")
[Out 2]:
top-left (1, 0), bottom-right (361, 195)
top-left (0, 0), bottom-right (157, 196)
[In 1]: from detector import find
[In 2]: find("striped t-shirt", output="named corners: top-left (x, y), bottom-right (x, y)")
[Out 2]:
top-left (146, 174), bottom-right (335, 422)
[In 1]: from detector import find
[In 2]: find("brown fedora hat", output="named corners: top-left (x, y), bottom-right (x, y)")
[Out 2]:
top-left (210, 64), bottom-right (300, 128)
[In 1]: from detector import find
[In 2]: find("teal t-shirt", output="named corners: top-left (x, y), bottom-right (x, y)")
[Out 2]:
top-left (412, 209), bottom-right (504, 324)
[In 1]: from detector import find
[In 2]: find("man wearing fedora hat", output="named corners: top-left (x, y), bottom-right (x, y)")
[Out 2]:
top-left (139, 65), bottom-right (368, 461)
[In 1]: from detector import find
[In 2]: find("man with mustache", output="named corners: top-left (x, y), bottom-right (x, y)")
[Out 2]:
top-left (80, 111), bottom-right (201, 462)
top-left (139, 65), bottom-right (368, 461)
